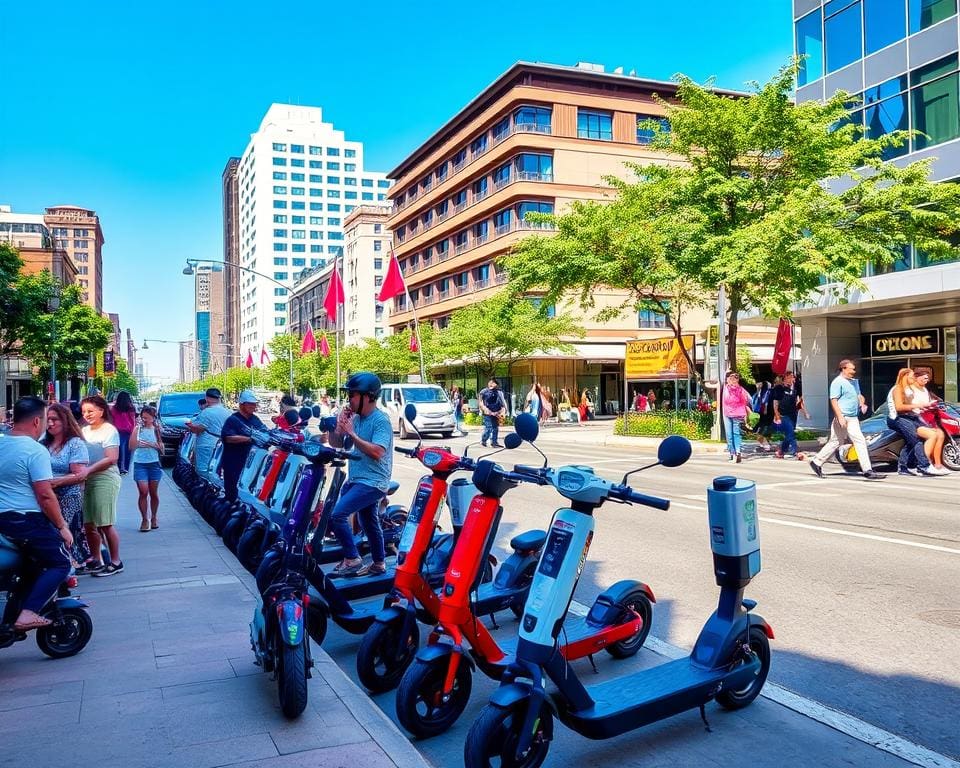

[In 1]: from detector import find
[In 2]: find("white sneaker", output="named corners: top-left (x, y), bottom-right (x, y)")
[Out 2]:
top-left (918, 467), bottom-right (939, 476)
top-left (933, 466), bottom-right (952, 475)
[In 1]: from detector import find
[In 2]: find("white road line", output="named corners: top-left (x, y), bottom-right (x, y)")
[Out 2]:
top-left (568, 600), bottom-right (960, 768)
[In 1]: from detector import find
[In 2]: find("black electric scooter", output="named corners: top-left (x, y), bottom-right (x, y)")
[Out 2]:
top-left (464, 414), bottom-right (774, 767)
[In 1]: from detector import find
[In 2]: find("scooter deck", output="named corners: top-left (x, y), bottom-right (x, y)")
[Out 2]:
top-left (558, 656), bottom-right (762, 739)
top-left (473, 580), bottom-right (526, 616)
top-left (495, 614), bottom-right (634, 657)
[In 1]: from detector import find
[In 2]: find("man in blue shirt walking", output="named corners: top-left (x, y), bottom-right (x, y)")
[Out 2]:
top-left (810, 359), bottom-right (886, 480)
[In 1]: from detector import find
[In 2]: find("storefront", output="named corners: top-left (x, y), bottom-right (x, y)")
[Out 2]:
top-left (859, 327), bottom-right (958, 407)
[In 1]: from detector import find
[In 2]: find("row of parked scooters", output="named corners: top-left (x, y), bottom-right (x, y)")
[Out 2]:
top-left (174, 403), bottom-right (773, 766)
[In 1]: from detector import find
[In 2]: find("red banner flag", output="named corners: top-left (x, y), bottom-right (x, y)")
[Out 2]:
top-left (245, 350), bottom-right (254, 369)
top-left (771, 318), bottom-right (793, 375)
top-left (260, 346), bottom-right (271, 365)
top-left (301, 322), bottom-right (317, 355)
top-left (323, 265), bottom-right (345, 324)
top-left (320, 332), bottom-right (331, 358)
top-left (378, 251), bottom-right (407, 303)
top-left (409, 331), bottom-right (419, 353)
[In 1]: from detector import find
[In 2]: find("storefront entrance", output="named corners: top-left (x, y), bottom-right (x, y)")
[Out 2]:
top-left (861, 327), bottom-right (954, 408)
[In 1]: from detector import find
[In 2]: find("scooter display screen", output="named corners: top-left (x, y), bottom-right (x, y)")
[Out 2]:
top-left (398, 480), bottom-right (431, 554)
top-left (539, 524), bottom-right (574, 578)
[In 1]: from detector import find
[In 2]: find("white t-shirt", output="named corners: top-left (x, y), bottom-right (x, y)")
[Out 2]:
top-left (904, 385), bottom-right (931, 414)
top-left (83, 423), bottom-right (121, 470)
top-left (0, 435), bottom-right (53, 513)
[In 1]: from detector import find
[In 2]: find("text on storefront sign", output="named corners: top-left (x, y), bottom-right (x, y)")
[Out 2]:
top-left (868, 329), bottom-right (941, 357)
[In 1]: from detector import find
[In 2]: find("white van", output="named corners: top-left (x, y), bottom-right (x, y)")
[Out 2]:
top-left (379, 383), bottom-right (456, 439)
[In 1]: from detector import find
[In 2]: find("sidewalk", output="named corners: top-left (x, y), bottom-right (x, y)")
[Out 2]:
top-left (0, 472), bottom-right (429, 768)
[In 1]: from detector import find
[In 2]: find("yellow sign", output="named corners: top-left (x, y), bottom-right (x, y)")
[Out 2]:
top-left (625, 335), bottom-right (694, 379)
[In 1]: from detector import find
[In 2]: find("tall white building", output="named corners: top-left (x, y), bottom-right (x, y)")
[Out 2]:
top-left (235, 104), bottom-right (390, 350)
top-left (344, 205), bottom-right (393, 342)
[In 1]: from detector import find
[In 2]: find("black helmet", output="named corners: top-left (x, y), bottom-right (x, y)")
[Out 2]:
top-left (342, 371), bottom-right (382, 399)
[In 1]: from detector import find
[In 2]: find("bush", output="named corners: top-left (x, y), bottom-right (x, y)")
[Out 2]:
top-left (615, 411), bottom-right (713, 440)
top-left (463, 412), bottom-right (514, 427)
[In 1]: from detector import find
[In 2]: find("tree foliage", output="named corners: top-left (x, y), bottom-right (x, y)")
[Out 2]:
top-left (108, 359), bottom-right (139, 397)
top-left (506, 61), bottom-right (960, 367)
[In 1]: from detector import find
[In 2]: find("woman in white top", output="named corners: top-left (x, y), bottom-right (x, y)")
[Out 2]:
top-left (908, 370), bottom-right (947, 472)
top-left (80, 395), bottom-right (123, 576)
top-left (131, 406), bottom-right (163, 532)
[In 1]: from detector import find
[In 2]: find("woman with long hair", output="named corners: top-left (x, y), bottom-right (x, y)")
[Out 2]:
top-left (110, 391), bottom-right (137, 475)
top-left (906, 370), bottom-right (949, 473)
top-left (450, 385), bottom-right (467, 436)
top-left (44, 404), bottom-right (91, 566)
top-left (525, 382), bottom-right (543, 421)
top-left (79, 395), bottom-right (123, 575)
top-left (132, 406), bottom-right (164, 530)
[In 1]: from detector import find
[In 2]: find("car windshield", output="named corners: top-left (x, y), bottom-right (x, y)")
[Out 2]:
top-left (401, 387), bottom-right (449, 404)
top-left (159, 394), bottom-right (202, 417)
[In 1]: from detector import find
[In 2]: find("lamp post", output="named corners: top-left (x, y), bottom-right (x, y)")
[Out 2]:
top-left (182, 259), bottom-right (295, 396)
top-left (47, 287), bottom-right (61, 402)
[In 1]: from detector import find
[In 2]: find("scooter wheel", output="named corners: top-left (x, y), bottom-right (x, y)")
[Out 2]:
top-left (464, 701), bottom-right (553, 768)
top-left (605, 590), bottom-right (653, 659)
top-left (356, 618), bottom-right (420, 693)
top-left (715, 626), bottom-right (771, 710)
top-left (942, 440), bottom-right (960, 471)
top-left (36, 607), bottom-right (93, 659)
top-left (277, 639), bottom-right (308, 719)
top-left (396, 654), bottom-right (473, 738)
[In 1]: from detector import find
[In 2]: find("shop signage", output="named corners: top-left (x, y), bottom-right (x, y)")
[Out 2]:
top-left (868, 329), bottom-right (941, 357)
top-left (625, 335), bottom-right (694, 379)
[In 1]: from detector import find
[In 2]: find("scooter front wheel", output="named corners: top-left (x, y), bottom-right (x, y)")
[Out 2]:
top-left (36, 607), bottom-right (93, 659)
top-left (464, 702), bottom-right (552, 768)
top-left (356, 617), bottom-right (420, 693)
top-left (605, 590), bottom-right (653, 659)
top-left (277, 639), bottom-right (308, 719)
top-left (396, 653), bottom-right (472, 738)
top-left (941, 439), bottom-right (960, 471)
top-left (715, 625), bottom-right (771, 710)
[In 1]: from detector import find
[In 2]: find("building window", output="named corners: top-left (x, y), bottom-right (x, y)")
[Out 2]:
top-left (274, 303), bottom-right (286, 311)
top-left (453, 188), bottom-right (467, 207)
top-left (292, 244), bottom-right (305, 253)
top-left (470, 135), bottom-right (487, 156)
top-left (275, 317), bottom-right (286, 326)
top-left (292, 230), bottom-right (305, 239)
top-left (309, 188), bottom-right (322, 197)
top-left (327, 147), bottom-right (340, 156)
top-left (473, 220), bottom-right (489, 240)
top-left (274, 272), bottom-right (288, 280)
top-left (374, 223), bottom-right (382, 233)
top-left (273, 200), bottom-right (287, 209)
top-left (327, 246), bottom-right (340, 254)
top-left (310, 245), bottom-right (322, 253)
top-left (518, 201), bottom-right (554, 224)
top-left (291, 144), bottom-right (303, 153)
top-left (327, 176), bottom-right (340, 184)
top-left (273, 186), bottom-right (287, 194)
top-left (273, 143), bottom-right (286, 151)
top-left (327, 217), bottom-right (341, 226)
top-left (309, 146), bottom-right (322, 155)
top-left (637, 114), bottom-right (670, 144)
top-left (909, 0), bottom-right (957, 33)
top-left (911, 55), bottom-right (960, 149)
top-left (292, 215), bottom-right (305, 224)
top-left (865, 0), bottom-right (906, 53)
top-left (274, 244), bottom-right (288, 252)
top-left (492, 116), bottom-right (510, 141)
top-left (362, 192), bottom-right (374, 200)
top-left (345, 148), bottom-right (356, 158)
top-left (310, 174), bottom-right (321, 183)
top-left (435, 162), bottom-right (448, 182)
top-left (329, 232), bottom-right (343, 240)
top-left (309, 160), bottom-right (322, 168)
top-left (514, 153), bottom-right (553, 179)
top-left (864, 76), bottom-right (909, 158)
top-left (273, 171), bottom-right (287, 180)
top-left (274, 288), bottom-right (287, 296)
top-left (345, 177), bottom-right (357, 186)
top-left (73, 240), bottom-right (88, 248)
top-left (345, 191), bottom-right (357, 199)
top-left (291, 172), bottom-right (304, 182)
top-left (273, 228), bottom-right (288, 237)
top-left (373, 240), bottom-right (382, 251)
top-left (344, 163), bottom-right (356, 172)
top-left (473, 177), bottom-right (488, 198)
top-left (327, 162), bottom-right (340, 171)
top-left (361, 178), bottom-right (373, 187)
top-left (377, 179), bottom-right (390, 188)
top-left (514, 105), bottom-right (552, 132)
top-left (454, 230), bottom-right (468, 250)
top-left (435, 200), bottom-right (449, 218)
top-left (292, 258), bottom-right (305, 266)
top-left (493, 162), bottom-right (511, 186)
top-left (328, 203), bottom-right (340, 211)
top-left (291, 159), bottom-right (304, 167)
top-left (494, 208), bottom-right (512, 232)
top-left (310, 230), bottom-right (322, 240)
top-left (435, 238), bottom-right (448, 256)
top-left (374, 257), bottom-right (383, 269)
top-left (825, 0), bottom-right (863, 73)
top-left (273, 157), bottom-right (287, 166)
top-left (475, 263), bottom-right (490, 282)
top-left (310, 203), bottom-right (323, 211)
top-left (309, 216), bottom-right (322, 225)
top-left (291, 201), bottom-right (305, 210)
top-left (638, 307), bottom-right (669, 329)
top-left (452, 148), bottom-right (467, 169)
top-left (291, 187), bottom-right (305, 195)
top-left (577, 109), bottom-right (613, 140)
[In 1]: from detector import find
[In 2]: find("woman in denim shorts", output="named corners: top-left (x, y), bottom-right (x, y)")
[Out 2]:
top-left (131, 406), bottom-right (164, 531)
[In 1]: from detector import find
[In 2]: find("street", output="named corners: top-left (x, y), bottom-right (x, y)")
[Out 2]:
top-left (321, 425), bottom-right (960, 767)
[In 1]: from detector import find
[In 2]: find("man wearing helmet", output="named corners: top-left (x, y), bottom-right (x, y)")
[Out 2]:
top-left (328, 372), bottom-right (393, 577)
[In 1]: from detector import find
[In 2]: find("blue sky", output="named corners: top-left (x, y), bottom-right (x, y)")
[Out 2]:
top-left (0, 2), bottom-right (793, 383)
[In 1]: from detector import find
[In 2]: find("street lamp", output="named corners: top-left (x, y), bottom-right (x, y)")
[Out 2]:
top-left (182, 258), bottom-right (295, 396)
top-left (47, 287), bottom-right (61, 402)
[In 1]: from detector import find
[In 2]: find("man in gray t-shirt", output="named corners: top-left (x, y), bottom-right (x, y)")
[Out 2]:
top-left (188, 388), bottom-right (232, 478)
top-left (328, 372), bottom-right (394, 577)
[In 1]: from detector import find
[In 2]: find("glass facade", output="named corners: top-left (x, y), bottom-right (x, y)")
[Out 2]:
top-left (577, 109), bottom-right (613, 140)
top-left (909, 0), bottom-right (957, 33)
top-left (865, 0), bottom-right (907, 52)
top-left (796, 9), bottom-right (824, 86)
top-left (911, 55), bottom-right (960, 149)
top-left (825, 0), bottom-right (863, 72)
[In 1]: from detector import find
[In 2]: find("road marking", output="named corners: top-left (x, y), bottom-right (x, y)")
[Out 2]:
top-left (569, 600), bottom-right (960, 768)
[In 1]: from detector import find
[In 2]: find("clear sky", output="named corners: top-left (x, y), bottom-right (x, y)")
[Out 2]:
top-left (0, 1), bottom-right (793, 384)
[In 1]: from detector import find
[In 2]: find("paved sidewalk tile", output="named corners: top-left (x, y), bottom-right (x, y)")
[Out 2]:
top-left (0, 469), bottom-right (429, 768)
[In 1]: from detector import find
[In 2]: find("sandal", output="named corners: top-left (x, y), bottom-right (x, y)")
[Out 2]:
top-left (14, 614), bottom-right (53, 631)
top-left (352, 562), bottom-right (387, 577)
top-left (333, 558), bottom-right (363, 576)
top-left (151, 521), bottom-right (159, 529)
top-left (140, 522), bottom-right (151, 532)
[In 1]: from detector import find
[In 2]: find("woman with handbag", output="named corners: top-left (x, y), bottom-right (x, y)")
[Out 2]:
top-left (720, 371), bottom-right (752, 463)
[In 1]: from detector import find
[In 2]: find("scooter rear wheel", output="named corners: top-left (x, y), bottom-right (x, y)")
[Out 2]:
top-left (464, 701), bottom-right (552, 768)
top-left (715, 625), bottom-right (771, 710)
top-left (942, 439), bottom-right (960, 471)
top-left (396, 654), bottom-right (472, 738)
top-left (605, 590), bottom-right (653, 659)
top-left (36, 607), bottom-right (93, 659)
top-left (356, 617), bottom-right (420, 693)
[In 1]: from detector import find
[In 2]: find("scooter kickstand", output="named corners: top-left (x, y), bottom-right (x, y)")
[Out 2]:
top-left (488, 613), bottom-right (500, 630)
top-left (699, 703), bottom-right (712, 732)
top-left (588, 654), bottom-right (598, 674)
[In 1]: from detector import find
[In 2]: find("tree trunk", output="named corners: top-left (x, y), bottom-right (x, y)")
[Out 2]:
top-left (725, 290), bottom-right (743, 375)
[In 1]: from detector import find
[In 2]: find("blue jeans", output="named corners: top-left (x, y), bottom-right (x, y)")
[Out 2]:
top-left (778, 414), bottom-right (798, 455)
top-left (330, 482), bottom-right (385, 562)
top-left (0, 512), bottom-right (71, 613)
top-left (455, 409), bottom-right (465, 433)
top-left (723, 415), bottom-right (743, 456)
top-left (482, 414), bottom-right (500, 445)
top-left (887, 416), bottom-right (930, 470)
top-left (118, 430), bottom-right (132, 473)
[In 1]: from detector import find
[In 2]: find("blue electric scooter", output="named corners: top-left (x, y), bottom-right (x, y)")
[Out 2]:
top-left (464, 414), bottom-right (774, 767)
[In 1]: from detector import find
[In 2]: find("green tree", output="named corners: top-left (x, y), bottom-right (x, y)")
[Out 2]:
top-left (107, 359), bottom-right (139, 397)
top-left (439, 292), bottom-right (583, 380)
top-left (508, 61), bottom-right (960, 368)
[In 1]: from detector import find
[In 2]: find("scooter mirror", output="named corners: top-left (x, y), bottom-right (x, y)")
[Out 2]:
top-left (318, 415), bottom-right (337, 433)
top-left (404, 403), bottom-right (418, 423)
top-left (513, 412), bottom-right (539, 442)
top-left (658, 435), bottom-right (692, 467)
top-left (281, 409), bottom-right (301, 428)
top-left (503, 433), bottom-right (522, 450)
top-left (312, 405), bottom-right (322, 419)
top-left (298, 406), bottom-right (313, 424)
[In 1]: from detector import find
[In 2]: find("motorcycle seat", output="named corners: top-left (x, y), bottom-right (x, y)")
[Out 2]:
top-left (510, 529), bottom-right (547, 553)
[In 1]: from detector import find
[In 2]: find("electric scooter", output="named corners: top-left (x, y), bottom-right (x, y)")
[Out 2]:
top-left (393, 426), bottom-right (656, 738)
top-left (464, 414), bottom-right (774, 767)
top-left (356, 404), bottom-right (531, 693)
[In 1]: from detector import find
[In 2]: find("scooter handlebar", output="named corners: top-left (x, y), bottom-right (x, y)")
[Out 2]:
top-left (394, 445), bottom-right (418, 457)
top-left (612, 484), bottom-right (670, 510)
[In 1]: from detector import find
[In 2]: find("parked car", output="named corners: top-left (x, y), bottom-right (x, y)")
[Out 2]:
top-left (378, 383), bottom-right (456, 439)
top-left (156, 391), bottom-right (206, 466)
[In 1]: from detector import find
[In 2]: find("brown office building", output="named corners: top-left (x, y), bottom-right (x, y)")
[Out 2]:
top-left (44, 206), bottom-right (104, 312)
top-left (386, 61), bottom-right (738, 410)
top-left (221, 157), bottom-right (241, 355)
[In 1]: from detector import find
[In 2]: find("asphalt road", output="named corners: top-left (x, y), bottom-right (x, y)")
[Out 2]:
top-left (318, 428), bottom-right (960, 766)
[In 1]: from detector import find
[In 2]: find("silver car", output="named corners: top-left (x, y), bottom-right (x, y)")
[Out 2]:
top-left (379, 384), bottom-right (456, 439)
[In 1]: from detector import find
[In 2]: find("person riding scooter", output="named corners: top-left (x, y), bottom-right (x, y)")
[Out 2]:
top-left (328, 372), bottom-right (393, 577)
top-left (0, 396), bottom-right (74, 631)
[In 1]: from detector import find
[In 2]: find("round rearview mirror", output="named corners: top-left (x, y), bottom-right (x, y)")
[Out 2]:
top-left (403, 403), bottom-right (418, 423)
top-left (312, 405), bottom-right (322, 419)
top-left (282, 409), bottom-right (301, 427)
top-left (513, 412), bottom-right (539, 442)
top-left (503, 433), bottom-right (522, 450)
top-left (298, 406), bottom-right (313, 424)
top-left (658, 435), bottom-right (692, 467)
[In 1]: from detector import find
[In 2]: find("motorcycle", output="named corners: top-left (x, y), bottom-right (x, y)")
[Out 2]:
top-left (0, 534), bottom-right (93, 658)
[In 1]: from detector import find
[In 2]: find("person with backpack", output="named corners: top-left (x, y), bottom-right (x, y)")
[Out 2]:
top-left (478, 378), bottom-right (507, 447)
top-left (752, 380), bottom-right (776, 452)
